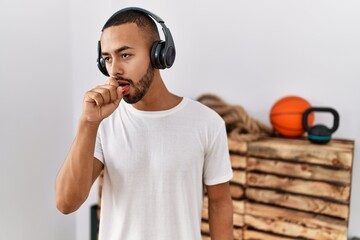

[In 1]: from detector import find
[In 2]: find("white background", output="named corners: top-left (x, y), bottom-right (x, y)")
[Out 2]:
top-left (1, 0), bottom-right (359, 239)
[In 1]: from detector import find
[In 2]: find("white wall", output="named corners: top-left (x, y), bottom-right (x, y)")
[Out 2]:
top-left (2, 0), bottom-right (358, 239)
top-left (0, 0), bottom-right (75, 239)
top-left (71, 0), bottom-right (360, 239)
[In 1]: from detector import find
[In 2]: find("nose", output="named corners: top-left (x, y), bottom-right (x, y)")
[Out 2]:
top-left (107, 58), bottom-right (124, 77)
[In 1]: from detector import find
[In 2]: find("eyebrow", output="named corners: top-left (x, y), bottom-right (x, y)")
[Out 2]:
top-left (101, 45), bottom-right (134, 56)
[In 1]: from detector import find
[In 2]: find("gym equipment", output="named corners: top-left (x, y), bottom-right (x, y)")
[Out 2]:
top-left (302, 107), bottom-right (339, 144)
top-left (270, 96), bottom-right (314, 137)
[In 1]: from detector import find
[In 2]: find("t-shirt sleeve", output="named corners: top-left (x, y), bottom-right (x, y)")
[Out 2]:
top-left (94, 130), bottom-right (105, 164)
top-left (203, 122), bottom-right (233, 186)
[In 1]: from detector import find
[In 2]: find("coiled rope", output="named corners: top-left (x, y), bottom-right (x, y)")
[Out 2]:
top-left (197, 94), bottom-right (274, 142)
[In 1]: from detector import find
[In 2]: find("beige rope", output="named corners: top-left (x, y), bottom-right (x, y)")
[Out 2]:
top-left (197, 94), bottom-right (274, 142)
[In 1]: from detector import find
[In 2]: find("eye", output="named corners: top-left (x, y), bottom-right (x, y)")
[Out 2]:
top-left (121, 53), bottom-right (131, 59)
top-left (103, 56), bottom-right (111, 63)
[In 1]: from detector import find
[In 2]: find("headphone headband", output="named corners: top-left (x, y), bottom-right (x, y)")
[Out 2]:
top-left (105, 7), bottom-right (165, 25)
top-left (97, 7), bottom-right (176, 76)
top-left (106, 7), bottom-right (175, 58)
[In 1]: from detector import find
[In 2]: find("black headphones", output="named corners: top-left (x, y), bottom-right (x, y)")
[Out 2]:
top-left (302, 107), bottom-right (340, 144)
top-left (97, 7), bottom-right (176, 76)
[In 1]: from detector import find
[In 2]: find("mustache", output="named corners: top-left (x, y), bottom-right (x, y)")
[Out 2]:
top-left (113, 76), bottom-right (134, 85)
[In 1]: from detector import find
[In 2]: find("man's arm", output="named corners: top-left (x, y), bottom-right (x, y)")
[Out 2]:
top-left (55, 78), bottom-right (124, 214)
top-left (55, 120), bottom-right (104, 214)
top-left (206, 181), bottom-right (234, 240)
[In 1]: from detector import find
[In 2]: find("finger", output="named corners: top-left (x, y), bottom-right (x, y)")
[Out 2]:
top-left (112, 87), bottom-right (124, 106)
top-left (85, 90), bottom-right (104, 107)
top-left (107, 77), bottom-right (120, 87)
top-left (92, 87), bottom-right (113, 104)
top-left (97, 84), bottom-right (118, 102)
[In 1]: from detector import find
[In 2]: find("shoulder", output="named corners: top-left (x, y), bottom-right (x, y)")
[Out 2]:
top-left (185, 98), bottom-right (223, 119)
top-left (183, 97), bottom-right (225, 127)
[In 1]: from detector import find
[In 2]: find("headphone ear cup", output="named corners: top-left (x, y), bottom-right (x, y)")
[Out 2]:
top-left (97, 41), bottom-right (110, 76)
top-left (97, 58), bottom-right (109, 76)
top-left (163, 45), bottom-right (176, 68)
top-left (151, 40), bottom-right (165, 69)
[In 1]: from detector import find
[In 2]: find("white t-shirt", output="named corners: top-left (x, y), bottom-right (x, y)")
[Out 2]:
top-left (95, 97), bottom-right (233, 240)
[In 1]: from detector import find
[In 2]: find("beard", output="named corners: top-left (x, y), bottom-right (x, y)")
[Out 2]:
top-left (115, 63), bottom-right (154, 104)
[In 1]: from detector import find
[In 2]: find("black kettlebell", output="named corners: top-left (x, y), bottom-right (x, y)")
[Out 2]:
top-left (302, 107), bottom-right (340, 144)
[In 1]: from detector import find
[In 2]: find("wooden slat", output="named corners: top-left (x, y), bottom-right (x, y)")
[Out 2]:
top-left (248, 138), bottom-right (353, 168)
top-left (228, 138), bottom-right (248, 154)
top-left (203, 196), bottom-right (209, 207)
top-left (233, 200), bottom-right (245, 214)
top-left (201, 207), bottom-right (208, 220)
top-left (231, 170), bottom-right (246, 185)
top-left (201, 221), bottom-right (210, 234)
top-left (230, 184), bottom-right (244, 198)
top-left (234, 212), bottom-right (244, 227)
top-left (230, 154), bottom-right (247, 169)
top-left (202, 196), bottom-right (208, 220)
top-left (246, 188), bottom-right (349, 219)
top-left (247, 157), bottom-right (351, 184)
top-left (202, 235), bottom-right (211, 240)
top-left (247, 173), bottom-right (350, 202)
top-left (254, 137), bottom-right (354, 150)
top-left (245, 202), bottom-right (347, 240)
top-left (234, 228), bottom-right (243, 240)
top-left (244, 229), bottom-right (295, 240)
top-left (326, 138), bottom-right (355, 149)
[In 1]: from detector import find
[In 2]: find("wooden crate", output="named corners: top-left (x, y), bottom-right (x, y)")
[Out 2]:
top-left (201, 137), bottom-right (354, 240)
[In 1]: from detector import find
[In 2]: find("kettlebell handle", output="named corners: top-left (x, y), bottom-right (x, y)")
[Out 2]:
top-left (302, 107), bottom-right (340, 133)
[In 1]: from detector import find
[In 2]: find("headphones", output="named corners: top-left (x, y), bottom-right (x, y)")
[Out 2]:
top-left (302, 107), bottom-right (340, 144)
top-left (97, 7), bottom-right (176, 76)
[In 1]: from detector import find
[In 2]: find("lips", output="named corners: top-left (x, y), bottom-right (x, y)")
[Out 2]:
top-left (117, 80), bottom-right (131, 95)
top-left (119, 84), bottom-right (130, 95)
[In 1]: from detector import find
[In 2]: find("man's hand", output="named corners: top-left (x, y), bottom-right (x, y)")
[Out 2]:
top-left (81, 77), bottom-right (124, 123)
top-left (56, 78), bottom-right (122, 213)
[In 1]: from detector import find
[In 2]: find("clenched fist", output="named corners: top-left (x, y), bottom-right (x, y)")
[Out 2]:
top-left (81, 77), bottom-right (127, 124)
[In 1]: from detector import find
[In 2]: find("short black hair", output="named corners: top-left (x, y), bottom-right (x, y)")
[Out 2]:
top-left (102, 10), bottom-right (160, 47)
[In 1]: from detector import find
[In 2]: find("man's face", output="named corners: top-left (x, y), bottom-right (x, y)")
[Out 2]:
top-left (100, 23), bottom-right (154, 104)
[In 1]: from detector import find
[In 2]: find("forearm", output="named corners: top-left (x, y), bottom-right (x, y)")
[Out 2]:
top-left (55, 119), bottom-right (100, 213)
top-left (208, 198), bottom-right (234, 240)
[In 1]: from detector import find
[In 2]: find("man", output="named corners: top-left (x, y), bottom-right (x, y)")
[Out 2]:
top-left (55, 7), bottom-right (233, 240)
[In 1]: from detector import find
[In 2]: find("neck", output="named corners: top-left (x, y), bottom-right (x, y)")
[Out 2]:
top-left (132, 70), bottom-right (182, 111)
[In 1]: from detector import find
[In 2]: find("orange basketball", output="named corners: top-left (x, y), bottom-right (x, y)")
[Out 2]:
top-left (270, 96), bottom-right (314, 137)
